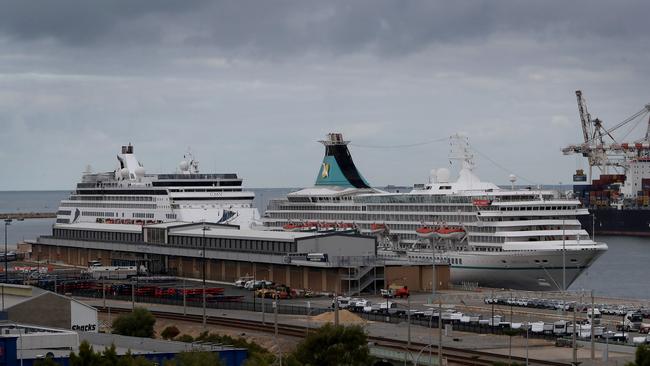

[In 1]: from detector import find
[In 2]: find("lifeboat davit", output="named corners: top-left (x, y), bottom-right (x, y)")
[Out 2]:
top-left (369, 223), bottom-right (387, 234)
top-left (318, 222), bottom-right (336, 232)
top-left (416, 226), bottom-right (437, 238)
top-left (337, 222), bottom-right (355, 230)
top-left (435, 227), bottom-right (466, 240)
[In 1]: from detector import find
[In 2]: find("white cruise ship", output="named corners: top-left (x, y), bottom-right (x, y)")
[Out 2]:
top-left (263, 133), bottom-right (608, 291)
top-left (55, 144), bottom-right (260, 228)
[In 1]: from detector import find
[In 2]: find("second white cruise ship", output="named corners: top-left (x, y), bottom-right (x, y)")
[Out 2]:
top-left (263, 133), bottom-right (608, 291)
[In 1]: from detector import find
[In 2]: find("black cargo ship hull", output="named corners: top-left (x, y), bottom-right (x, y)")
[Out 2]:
top-left (579, 208), bottom-right (650, 237)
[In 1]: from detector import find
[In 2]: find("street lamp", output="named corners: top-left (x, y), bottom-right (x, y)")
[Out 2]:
top-left (202, 224), bottom-right (210, 330)
top-left (3, 219), bottom-right (12, 312)
top-left (562, 218), bottom-right (566, 292)
top-left (4, 219), bottom-right (12, 284)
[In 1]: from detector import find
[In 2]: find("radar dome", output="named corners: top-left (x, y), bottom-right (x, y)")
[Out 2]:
top-left (179, 160), bottom-right (189, 172)
top-left (134, 166), bottom-right (145, 178)
top-left (120, 168), bottom-right (130, 179)
top-left (436, 168), bottom-right (450, 183)
top-left (429, 169), bottom-right (437, 183)
top-left (509, 174), bottom-right (517, 183)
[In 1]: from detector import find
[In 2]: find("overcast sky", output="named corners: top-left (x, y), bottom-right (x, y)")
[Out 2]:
top-left (1, 0), bottom-right (649, 190)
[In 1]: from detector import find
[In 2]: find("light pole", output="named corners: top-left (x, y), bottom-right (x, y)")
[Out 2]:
top-left (431, 237), bottom-right (436, 298)
top-left (3, 219), bottom-right (11, 311)
top-left (525, 315), bottom-right (530, 366)
top-left (562, 218), bottom-right (566, 292)
top-left (4, 219), bottom-right (11, 280)
top-left (407, 295), bottom-right (411, 347)
top-left (438, 298), bottom-right (443, 366)
top-left (202, 224), bottom-right (210, 331)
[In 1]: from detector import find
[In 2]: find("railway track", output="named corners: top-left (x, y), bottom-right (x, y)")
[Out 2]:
top-left (99, 306), bottom-right (570, 366)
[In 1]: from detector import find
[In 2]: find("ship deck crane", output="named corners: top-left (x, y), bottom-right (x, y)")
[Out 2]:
top-left (562, 90), bottom-right (650, 181)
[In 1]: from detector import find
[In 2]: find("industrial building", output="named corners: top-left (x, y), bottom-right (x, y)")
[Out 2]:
top-left (33, 222), bottom-right (448, 294)
top-left (0, 322), bottom-right (247, 366)
top-left (0, 284), bottom-right (98, 333)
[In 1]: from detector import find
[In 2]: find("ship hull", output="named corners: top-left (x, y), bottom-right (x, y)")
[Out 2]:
top-left (381, 247), bottom-right (606, 291)
top-left (579, 208), bottom-right (650, 237)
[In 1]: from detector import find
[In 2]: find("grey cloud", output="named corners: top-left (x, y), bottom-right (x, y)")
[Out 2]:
top-left (0, 1), bottom-right (649, 190)
top-left (0, 0), bottom-right (648, 57)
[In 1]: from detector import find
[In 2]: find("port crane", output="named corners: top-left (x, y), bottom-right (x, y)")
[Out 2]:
top-left (562, 90), bottom-right (650, 181)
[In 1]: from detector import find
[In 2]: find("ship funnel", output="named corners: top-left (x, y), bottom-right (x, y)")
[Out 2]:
top-left (315, 133), bottom-right (370, 188)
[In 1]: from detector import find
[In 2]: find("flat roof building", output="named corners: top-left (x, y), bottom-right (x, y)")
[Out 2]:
top-left (0, 285), bottom-right (98, 333)
top-left (0, 322), bottom-right (247, 366)
top-left (34, 222), bottom-right (385, 294)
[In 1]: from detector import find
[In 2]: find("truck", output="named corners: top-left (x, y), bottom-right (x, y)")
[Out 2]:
top-left (87, 266), bottom-right (138, 280)
top-left (380, 285), bottom-right (409, 299)
top-left (620, 311), bottom-right (645, 332)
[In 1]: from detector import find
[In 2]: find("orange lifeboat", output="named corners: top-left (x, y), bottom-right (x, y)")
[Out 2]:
top-left (283, 223), bottom-right (304, 232)
top-left (369, 223), bottom-right (387, 234)
top-left (435, 227), bottom-right (466, 239)
top-left (416, 226), bottom-right (437, 238)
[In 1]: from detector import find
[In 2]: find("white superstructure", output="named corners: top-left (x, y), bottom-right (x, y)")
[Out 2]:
top-left (55, 144), bottom-right (260, 228)
top-left (263, 134), bottom-right (608, 291)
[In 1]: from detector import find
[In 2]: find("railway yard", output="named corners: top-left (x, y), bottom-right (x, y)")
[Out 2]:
top-left (1, 261), bottom-right (644, 365)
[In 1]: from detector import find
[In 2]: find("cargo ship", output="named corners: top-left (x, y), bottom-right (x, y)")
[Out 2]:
top-left (572, 169), bottom-right (650, 236)
top-left (563, 91), bottom-right (650, 236)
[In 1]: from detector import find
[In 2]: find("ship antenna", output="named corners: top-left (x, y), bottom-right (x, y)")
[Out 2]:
top-left (449, 133), bottom-right (474, 171)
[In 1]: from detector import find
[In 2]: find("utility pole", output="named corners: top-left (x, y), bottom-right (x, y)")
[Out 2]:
top-left (526, 314), bottom-right (530, 366)
top-left (102, 277), bottom-right (106, 309)
top-left (431, 239), bottom-right (436, 298)
top-left (334, 296), bottom-right (339, 326)
top-left (305, 301), bottom-right (311, 336)
top-left (202, 225), bottom-right (208, 331)
top-left (491, 290), bottom-right (495, 332)
top-left (572, 304), bottom-right (578, 365)
top-left (274, 300), bottom-right (282, 366)
top-left (131, 278), bottom-right (135, 310)
top-left (261, 294), bottom-right (266, 325)
top-left (3, 219), bottom-right (12, 312)
top-left (183, 277), bottom-right (187, 316)
top-left (562, 218), bottom-right (566, 292)
top-left (407, 295), bottom-right (411, 347)
top-left (438, 298), bottom-right (443, 366)
top-left (591, 290), bottom-right (595, 360)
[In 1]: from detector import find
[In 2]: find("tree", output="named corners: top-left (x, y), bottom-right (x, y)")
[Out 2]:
top-left (70, 341), bottom-right (101, 366)
top-left (627, 344), bottom-right (650, 366)
top-left (179, 331), bottom-right (275, 366)
top-left (34, 356), bottom-right (60, 366)
top-left (290, 323), bottom-right (373, 366)
top-left (175, 334), bottom-right (195, 343)
top-left (112, 307), bottom-right (156, 338)
top-left (68, 341), bottom-right (154, 366)
top-left (161, 326), bottom-right (181, 340)
top-left (163, 351), bottom-right (223, 366)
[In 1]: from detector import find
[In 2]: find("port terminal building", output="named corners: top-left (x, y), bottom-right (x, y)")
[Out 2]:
top-left (32, 222), bottom-right (449, 294)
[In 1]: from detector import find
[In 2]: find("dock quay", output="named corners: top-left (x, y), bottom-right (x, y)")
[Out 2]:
top-left (0, 212), bottom-right (56, 220)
